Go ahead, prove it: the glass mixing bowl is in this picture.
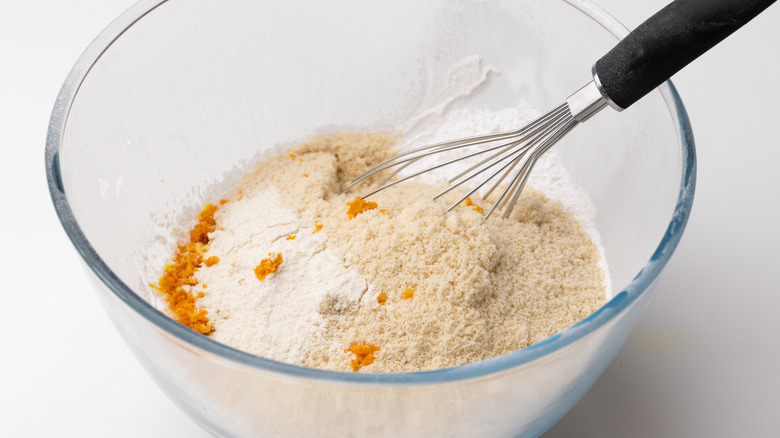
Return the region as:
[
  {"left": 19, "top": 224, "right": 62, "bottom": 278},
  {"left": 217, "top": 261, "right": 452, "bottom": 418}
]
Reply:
[{"left": 45, "top": 0, "right": 695, "bottom": 436}]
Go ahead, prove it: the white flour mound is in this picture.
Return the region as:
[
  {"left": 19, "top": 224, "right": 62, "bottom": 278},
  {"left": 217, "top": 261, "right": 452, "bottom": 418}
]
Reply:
[{"left": 196, "top": 189, "right": 366, "bottom": 364}]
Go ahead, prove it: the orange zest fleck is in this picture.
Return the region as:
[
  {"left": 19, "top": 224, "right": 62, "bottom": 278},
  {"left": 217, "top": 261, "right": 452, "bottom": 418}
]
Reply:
[
  {"left": 345, "top": 343, "right": 380, "bottom": 372},
  {"left": 219, "top": 199, "right": 229, "bottom": 205},
  {"left": 377, "top": 293, "right": 388, "bottom": 305},
  {"left": 286, "top": 234, "right": 296, "bottom": 240},
  {"left": 303, "top": 173, "right": 309, "bottom": 178},
  {"left": 150, "top": 203, "right": 218, "bottom": 335},
  {"left": 189, "top": 203, "right": 218, "bottom": 244},
  {"left": 312, "top": 223, "right": 324, "bottom": 234},
  {"left": 289, "top": 153, "right": 296, "bottom": 159},
  {"left": 403, "top": 288, "right": 415, "bottom": 300},
  {"left": 379, "top": 209, "right": 389, "bottom": 214},
  {"left": 465, "top": 197, "right": 484, "bottom": 214},
  {"left": 346, "top": 197, "right": 378, "bottom": 220},
  {"left": 203, "top": 256, "right": 220, "bottom": 267},
  {"left": 254, "top": 252, "right": 283, "bottom": 281}
]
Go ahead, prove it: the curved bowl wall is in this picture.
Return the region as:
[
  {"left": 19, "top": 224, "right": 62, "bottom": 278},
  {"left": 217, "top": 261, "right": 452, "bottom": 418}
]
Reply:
[{"left": 46, "top": 1, "right": 695, "bottom": 436}]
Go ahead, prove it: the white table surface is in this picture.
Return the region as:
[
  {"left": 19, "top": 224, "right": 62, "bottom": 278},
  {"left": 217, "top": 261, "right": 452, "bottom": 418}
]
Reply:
[{"left": 2, "top": 1, "right": 778, "bottom": 436}]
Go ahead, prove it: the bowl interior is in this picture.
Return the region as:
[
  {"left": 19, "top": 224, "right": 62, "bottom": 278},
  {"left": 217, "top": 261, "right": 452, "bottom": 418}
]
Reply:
[{"left": 57, "top": 0, "right": 681, "bottom": 372}]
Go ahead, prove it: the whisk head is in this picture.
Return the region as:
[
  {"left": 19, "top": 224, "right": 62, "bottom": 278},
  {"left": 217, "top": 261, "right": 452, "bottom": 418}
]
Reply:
[{"left": 344, "top": 103, "right": 580, "bottom": 219}]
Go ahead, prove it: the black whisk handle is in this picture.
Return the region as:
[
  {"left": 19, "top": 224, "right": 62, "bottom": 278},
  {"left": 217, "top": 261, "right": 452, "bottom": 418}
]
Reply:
[{"left": 594, "top": 0, "right": 775, "bottom": 110}]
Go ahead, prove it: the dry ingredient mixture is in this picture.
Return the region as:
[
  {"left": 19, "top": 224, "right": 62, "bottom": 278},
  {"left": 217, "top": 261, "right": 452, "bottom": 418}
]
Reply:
[{"left": 152, "top": 132, "right": 607, "bottom": 373}]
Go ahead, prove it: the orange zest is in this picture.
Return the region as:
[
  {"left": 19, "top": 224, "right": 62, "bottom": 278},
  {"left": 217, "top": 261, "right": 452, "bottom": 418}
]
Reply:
[
  {"left": 312, "top": 223, "right": 323, "bottom": 234},
  {"left": 254, "top": 252, "right": 283, "bottom": 281},
  {"left": 203, "top": 256, "right": 220, "bottom": 267},
  {"left": 465, "top": 197, "right": 484, "bottom": 214},
  {"left": 345, "top": 343, "right": 380, "bottom": 372},
  {"left": 377, "top": 293, "right": 388, "bottom": 305},
  {"left": 286, "top": 235, "right": 296, "bottom": 240},
  {"left": 150, "top": 203, "right": 219, "bottom": 335},
  {"left": 189, "top": 203, "right": 218, "bottom": 244},
  {"left": 346, "top": 197, "right": 378, "bottom": 219},
  {"left": 403, "top": 288, "right": 414, "bottom": 300}
]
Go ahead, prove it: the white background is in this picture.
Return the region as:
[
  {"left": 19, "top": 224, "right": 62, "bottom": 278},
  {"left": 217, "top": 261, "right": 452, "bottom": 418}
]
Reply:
[{"left": 1, "top": 0, "right": 778, "bottom": 436}]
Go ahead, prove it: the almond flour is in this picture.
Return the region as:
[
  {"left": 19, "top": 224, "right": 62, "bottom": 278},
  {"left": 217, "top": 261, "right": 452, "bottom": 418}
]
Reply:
[{"left": 166, "top": 131, "right": 607, "bottom": 372}]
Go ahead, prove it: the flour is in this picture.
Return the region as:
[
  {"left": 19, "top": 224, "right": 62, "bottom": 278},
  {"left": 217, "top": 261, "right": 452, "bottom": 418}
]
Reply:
[
  {"left": 183, "top": 131, "right": 607, "bottom": 372},
  {"left": 157, "top": 56, "right": 611, "bottom": 372},
  {"left": 194, "top": 188, "right": 366, "bottom": 364}
]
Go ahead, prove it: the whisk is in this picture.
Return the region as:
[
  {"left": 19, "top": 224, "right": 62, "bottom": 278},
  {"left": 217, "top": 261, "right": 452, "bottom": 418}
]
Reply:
[{"left": 346, "top": 0, "right": 775, "bottom": 219}]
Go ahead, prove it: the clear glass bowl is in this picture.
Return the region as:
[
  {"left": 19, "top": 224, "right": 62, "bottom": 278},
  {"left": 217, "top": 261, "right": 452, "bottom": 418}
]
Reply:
[{"left": 45, "top": 0, "right": 695, "bottom": 436}]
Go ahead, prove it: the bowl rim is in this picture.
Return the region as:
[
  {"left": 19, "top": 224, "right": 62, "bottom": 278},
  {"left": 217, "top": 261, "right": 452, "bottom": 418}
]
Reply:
[{"left": 45, "top": 0, "right": 696, "bottom": 385}]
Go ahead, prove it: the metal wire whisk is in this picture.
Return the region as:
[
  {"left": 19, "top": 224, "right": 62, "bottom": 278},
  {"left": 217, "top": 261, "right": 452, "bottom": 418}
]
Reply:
[
  {"left": 345, "top": 0, "right": 775, "bottom": 219},
  {"left": 345, "top": 101, "right": 583, "bottom": 219}
]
